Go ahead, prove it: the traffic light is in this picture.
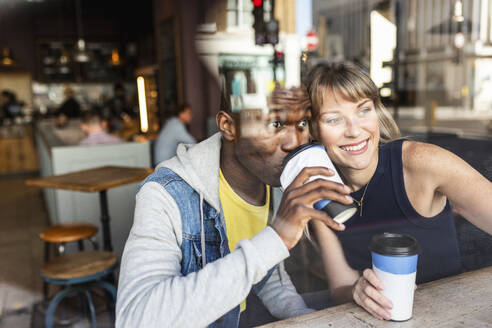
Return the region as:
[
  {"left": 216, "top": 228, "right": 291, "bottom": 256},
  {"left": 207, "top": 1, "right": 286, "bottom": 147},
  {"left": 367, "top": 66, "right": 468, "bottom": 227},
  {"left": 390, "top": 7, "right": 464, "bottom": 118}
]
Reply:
[
  {"left": 252, "top": 0, "right": 266, "bottom": 45},
  {"left": 265, "top": 19, "right": 279, "bottom": 45},
  {"left": 252, "top": 0, "right": 279, "bottom": 46},
  {"left": 270, "top": 51, "right": 284, "bottom": 65},
  {"left": 269, "top": 51, "right": 284, "bottom": 82}
]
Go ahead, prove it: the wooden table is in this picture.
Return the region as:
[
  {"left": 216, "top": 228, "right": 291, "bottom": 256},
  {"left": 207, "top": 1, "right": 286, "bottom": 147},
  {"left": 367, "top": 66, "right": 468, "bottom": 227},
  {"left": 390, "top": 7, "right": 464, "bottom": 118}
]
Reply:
[
  {"left": 261, "top": 266, "right": 492, "bottom": 327},
  {"left": 26, "top": 166, "right": 153, "bottom": 251}
]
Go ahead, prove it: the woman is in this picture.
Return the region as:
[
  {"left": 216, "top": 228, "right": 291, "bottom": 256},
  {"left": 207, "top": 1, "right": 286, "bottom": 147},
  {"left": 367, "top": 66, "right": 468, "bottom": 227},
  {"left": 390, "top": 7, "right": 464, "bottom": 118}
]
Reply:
[{"left": 304, "top": 62, "right": 492, "bottom": 320}]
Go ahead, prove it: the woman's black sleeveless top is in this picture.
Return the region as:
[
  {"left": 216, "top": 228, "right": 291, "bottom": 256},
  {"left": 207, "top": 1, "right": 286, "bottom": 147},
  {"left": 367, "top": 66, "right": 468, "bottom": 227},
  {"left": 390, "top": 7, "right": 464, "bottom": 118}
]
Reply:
[{"left": 335, "top": 139, "right": 461, "bottom": 283}]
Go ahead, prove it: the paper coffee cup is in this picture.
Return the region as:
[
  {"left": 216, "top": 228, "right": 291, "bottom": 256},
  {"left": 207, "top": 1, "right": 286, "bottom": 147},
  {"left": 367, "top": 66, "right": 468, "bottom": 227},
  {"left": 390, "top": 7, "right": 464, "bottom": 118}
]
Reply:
[
  {"left": 369, "top": 232, "right": 420, "bottom": 321},
  {"left": 280, "top": 143, "right": 357, "bottom": 224}
]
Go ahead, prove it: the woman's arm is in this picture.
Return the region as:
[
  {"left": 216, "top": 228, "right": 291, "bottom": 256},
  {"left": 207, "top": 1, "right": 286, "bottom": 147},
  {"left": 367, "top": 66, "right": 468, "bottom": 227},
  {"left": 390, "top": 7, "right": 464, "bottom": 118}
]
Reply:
[
  {"left": 403, "top": 141, "right": 492, "bottom": 234},
  {"left": 311, "top": 221, "right": 393, "bottom": 320},
  {"left": 311, "top": 220, "right": 358, "bottom": 302}
]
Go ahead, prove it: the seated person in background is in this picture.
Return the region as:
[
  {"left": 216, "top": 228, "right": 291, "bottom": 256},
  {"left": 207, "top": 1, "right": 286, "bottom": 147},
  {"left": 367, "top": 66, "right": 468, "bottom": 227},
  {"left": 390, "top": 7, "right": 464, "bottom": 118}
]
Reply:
[
  {"left": 303, "top": 62, "right": 492, "bottom": 320},
  {"left": 153, "top": 103, "right": 196, "bottom": 166},
  {"left": 0, "top": 90, "right": 23, "bottom": 122},
  {"left": 116, "top": 87, "right": 350, "bottom": 327},
  {"left": 79, "top": 110, "right": 123, "bottom": 146}
]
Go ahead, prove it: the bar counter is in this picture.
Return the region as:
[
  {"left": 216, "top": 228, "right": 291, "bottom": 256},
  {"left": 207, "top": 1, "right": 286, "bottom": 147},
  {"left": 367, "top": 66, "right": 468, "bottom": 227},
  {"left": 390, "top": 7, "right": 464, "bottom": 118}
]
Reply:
[{"left": 0, "top": 124, "right": 38, "bottom": 174}]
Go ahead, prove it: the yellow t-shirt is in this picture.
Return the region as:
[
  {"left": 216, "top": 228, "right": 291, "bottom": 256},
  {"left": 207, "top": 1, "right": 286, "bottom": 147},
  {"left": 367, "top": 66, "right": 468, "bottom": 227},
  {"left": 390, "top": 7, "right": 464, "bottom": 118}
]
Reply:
[{"left": 219, "top": 169, "right": 270, "bottom": 312}]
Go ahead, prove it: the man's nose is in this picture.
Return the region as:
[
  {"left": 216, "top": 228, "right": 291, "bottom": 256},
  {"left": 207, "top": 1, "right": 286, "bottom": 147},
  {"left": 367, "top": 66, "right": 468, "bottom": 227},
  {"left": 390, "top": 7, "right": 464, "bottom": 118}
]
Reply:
[{"left": 281, "top": 126, "right": 308, "bottom": 152}]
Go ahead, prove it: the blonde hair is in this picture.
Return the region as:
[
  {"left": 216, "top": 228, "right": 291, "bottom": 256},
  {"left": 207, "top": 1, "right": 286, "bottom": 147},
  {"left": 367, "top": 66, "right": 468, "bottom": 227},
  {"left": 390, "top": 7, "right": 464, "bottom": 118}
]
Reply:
[{"left": 304, "top": 61, "right": 400, "bottom": 143}]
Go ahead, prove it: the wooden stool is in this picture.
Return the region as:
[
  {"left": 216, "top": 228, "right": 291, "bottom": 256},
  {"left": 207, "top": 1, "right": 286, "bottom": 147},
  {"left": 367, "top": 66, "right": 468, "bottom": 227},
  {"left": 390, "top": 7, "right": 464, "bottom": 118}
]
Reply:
[
  {"left": 40, "top": 222, "right": 99, "bottom": 254},
  {"left": 39, "top": 222, "right": 99, "bottom": 300},
  {"left": 41, "top": 251, "right": 117, "bottom": 328}
]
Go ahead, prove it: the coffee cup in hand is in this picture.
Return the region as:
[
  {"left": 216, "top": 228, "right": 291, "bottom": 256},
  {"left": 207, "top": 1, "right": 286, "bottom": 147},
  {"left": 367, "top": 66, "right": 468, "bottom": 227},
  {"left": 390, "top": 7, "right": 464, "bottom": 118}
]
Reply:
[
  {"left": 280, "top": 143, "right": 357, "bottom": 224},
  {"left": 369, "top": 232, "right": 420, "bottom": 321}
]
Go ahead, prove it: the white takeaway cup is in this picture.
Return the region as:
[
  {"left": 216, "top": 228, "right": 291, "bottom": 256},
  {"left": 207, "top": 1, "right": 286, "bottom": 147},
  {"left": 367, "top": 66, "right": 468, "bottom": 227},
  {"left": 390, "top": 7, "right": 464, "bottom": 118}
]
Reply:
[
  {"left": 369, "top": 232, "right": 421, "bottom": 321},
  {"left": 280, "top": 143, "right": 357, "bottom": 224}
]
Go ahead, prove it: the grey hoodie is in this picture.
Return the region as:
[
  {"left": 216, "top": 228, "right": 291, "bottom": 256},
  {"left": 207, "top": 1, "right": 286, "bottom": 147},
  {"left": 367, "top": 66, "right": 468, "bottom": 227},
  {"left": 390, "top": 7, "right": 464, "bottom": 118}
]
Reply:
[{"left": 116, "top": 133, "right": 313, "bottom": 327}]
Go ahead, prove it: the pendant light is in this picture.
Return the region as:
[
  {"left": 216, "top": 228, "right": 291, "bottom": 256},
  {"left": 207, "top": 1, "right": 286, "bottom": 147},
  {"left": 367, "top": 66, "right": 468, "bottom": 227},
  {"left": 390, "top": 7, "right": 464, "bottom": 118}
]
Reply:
[
  {"left": 109, "top": 48, "right": 123, "bottom": 66},
  {"left": 0, "top": 47, "right": 16, "bottom": 67},
  {"left": 452, "top": 0, "right": 464, "bottom": 23},
  {"left": 0, "top": 10, "right": 16, "bottom": 67},
  {"left": 74, "top": 0, "right": 90, "bottom": 62},
  {"left": 74, "top": 39, "right": 89, "bottom": 62}
]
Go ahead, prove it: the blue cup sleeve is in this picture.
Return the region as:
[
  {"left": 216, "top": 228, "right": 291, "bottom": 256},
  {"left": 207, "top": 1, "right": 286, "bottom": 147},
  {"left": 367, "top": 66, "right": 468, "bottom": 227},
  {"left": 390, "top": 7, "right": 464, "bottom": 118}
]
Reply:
[
  {"left": 314, "top": 199, "right": 331, "bottom": 210},
  {"left": 372, "top": 252, "right": 418, "bottom": 275}
]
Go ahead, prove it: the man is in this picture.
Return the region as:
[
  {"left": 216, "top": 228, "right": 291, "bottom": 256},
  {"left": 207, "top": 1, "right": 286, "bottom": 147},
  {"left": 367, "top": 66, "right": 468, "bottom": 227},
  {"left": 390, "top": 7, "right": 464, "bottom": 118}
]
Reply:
[
  {"left": 79, "top": 110, "right": 123, "bottom": 146},
  {"left": 116, "top": 87, "right": 351, "bottom": 327},
  {"left": 57, "top": 85, "right": 81, "bottom": 119},
  {"left": 0, "top": 90, "right": 22, "bottom": 122},
  {"left": 153, "top": 103, "right": 196, "bottom": 166},
  {"left": 106, "top": 82, "right": 135, "bottom": 120}
]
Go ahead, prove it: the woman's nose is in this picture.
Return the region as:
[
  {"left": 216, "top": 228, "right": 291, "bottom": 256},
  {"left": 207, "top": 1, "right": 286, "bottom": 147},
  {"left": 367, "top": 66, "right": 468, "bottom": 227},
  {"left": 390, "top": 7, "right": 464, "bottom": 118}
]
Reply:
[{"left": 344, "top": 118, "right": 362, "bottom": 137}]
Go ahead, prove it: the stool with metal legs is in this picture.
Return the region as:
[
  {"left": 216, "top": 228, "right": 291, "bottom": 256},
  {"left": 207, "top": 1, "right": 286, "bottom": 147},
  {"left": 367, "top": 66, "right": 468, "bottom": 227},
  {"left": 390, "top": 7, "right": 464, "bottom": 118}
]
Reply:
[
  {"left": 39, "top": 222, "right": 99, "bottom": 301},
  {"left": 41, "top": 250, "right": 117, "bottom": 328}
]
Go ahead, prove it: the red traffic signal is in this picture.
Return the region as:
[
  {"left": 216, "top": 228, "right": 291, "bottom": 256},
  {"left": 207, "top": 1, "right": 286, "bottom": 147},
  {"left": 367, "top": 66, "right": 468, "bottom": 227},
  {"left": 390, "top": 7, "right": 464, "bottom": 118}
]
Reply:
[{"left": 253, "top": 0, "right": 263, "bottom": 7}]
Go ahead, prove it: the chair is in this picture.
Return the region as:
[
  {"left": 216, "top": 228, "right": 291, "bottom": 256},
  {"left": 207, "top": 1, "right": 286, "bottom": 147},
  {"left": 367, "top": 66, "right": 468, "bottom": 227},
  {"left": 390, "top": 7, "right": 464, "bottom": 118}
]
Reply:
[
  {"left": 39, "top": 222, "right": 99, "bottom": 300},
  {"left": 41, "top": 250, "right": 117, "bottom": 328}
]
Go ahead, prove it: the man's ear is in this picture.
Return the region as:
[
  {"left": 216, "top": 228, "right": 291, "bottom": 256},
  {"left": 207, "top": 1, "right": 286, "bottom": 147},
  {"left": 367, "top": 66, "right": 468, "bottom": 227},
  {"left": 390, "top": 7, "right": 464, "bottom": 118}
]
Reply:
[{"left": 216, "top": 110, "right": 236, "bottom": 141}]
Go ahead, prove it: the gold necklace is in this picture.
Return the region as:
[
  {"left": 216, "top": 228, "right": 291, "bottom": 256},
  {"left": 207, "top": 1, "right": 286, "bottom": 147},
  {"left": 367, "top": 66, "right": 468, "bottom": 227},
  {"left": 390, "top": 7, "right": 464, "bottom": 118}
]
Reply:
[{"left": 352, "top": 180, "right": 370, "bottom": 217}]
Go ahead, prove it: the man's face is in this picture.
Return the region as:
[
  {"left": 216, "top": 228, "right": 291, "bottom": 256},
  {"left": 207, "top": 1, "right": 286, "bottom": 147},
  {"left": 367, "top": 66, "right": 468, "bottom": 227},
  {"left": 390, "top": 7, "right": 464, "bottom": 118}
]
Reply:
[
  {"left": 234, "top": 107, "right": 310, "bottom": 187},
  {"left": 180, "top": 107, "right": 193, "bottom": 124}
]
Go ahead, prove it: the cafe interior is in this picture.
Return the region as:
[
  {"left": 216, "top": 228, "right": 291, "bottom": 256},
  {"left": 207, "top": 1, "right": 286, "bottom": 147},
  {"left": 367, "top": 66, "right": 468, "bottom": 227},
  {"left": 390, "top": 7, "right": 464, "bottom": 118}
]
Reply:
[{"left": 1, "top": 0, "right": 492, "bottom": 327}]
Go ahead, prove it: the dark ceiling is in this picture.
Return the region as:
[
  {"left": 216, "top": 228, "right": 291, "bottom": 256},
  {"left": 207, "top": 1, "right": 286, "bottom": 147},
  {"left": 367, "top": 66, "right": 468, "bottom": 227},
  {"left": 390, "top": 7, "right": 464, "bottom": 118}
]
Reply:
[
  {"left": 0, "top": 0, "right": 155, "bottom": 72},
  {"left": 0, "top": 0, "right": 154, "bottom": 40}
]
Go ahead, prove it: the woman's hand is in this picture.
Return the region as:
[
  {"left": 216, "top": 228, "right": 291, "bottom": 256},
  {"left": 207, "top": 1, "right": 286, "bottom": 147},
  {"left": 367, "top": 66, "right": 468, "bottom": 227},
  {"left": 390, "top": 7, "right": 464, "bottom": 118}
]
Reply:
[{"left": 352, "top": 269, "right": 393, "bottom": 320}]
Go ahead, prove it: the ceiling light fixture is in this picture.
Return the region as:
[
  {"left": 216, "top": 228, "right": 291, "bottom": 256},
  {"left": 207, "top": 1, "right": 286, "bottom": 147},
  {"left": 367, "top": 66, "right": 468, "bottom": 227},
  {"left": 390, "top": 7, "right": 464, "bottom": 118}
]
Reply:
[
  {"left": 74, "top": 0, "right": 90, "bottom": 63},
  {"left": 109, "top": 48, "right": 122, "bottom": 66},
  {"left": 452, "top": 0, "right": 464, "bottom": 22},
  {"left": 0, "top": 47, "right": 16, "bottom": 67}
]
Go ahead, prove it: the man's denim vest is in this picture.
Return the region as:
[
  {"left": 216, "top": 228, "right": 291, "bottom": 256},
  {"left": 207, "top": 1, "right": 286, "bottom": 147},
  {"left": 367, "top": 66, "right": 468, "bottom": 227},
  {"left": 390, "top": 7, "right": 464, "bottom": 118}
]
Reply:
[{"left": 139, "top": 167, "right": 275, "bottom": 327}]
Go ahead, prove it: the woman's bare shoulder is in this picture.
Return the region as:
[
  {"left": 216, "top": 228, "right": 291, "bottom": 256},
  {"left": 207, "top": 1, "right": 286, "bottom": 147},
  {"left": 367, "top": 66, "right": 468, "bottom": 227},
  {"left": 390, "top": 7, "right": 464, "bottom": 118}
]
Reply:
[
  {"left": 401, "top": 139, "right": 468, "bottom": 177},
  {"left": 402, "top": 140, "right": 449, "bottom": 166}
]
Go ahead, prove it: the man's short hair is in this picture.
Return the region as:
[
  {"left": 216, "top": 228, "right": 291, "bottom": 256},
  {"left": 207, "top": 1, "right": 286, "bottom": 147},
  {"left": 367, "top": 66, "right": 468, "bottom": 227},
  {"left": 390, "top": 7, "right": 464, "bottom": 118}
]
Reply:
[
  {"left": 219, "top": 86, "right": 309, "bottom": 114},
  {"left": 81, "top": 109, "right": 103, "bottom": 125},
  {"left": 268, "top": 86, "right": 310, "bottom": 113},
  {"left": 1, "top": 90, "right": 16, "bottom": 102},
  {"left": 174, "top": 103, "right": 191, "bottom": 116}
]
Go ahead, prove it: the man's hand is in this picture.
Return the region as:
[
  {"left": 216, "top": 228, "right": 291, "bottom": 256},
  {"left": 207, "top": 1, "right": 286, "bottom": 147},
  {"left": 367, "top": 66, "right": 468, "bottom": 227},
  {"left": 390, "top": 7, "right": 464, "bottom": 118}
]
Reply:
[{"left": 271, "top": 166, "right": 353, "bottom": 250}]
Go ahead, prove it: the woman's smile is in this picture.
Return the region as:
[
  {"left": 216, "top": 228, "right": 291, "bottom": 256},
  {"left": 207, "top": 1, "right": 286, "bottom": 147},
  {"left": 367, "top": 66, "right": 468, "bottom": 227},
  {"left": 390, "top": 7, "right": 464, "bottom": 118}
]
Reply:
[{"left": 340, "top": 138, "right": 369, "bottom": 155}]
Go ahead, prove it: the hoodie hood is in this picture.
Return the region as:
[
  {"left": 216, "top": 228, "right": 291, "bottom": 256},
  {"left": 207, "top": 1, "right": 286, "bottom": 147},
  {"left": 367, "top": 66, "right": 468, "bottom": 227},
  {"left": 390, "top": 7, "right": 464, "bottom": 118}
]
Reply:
[{"left": 156, "top": 132, "right": 222, "bottom": 212}]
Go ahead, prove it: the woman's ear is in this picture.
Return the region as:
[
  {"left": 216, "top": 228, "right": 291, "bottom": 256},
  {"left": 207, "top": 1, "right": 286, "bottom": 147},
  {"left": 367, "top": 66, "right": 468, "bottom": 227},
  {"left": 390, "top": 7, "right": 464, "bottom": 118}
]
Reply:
[{"left": 216, "top": 111, "right": 236, "bottom": 141}]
